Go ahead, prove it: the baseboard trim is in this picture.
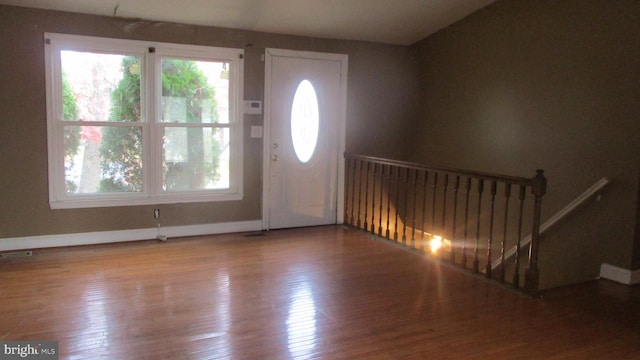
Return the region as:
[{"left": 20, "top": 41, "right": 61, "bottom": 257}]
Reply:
[
  {"left": 0, "top": 220, "right": 263, "bottom": 252},
  {"left": 600, "top": 263, "right": 640, "bottom": 285}
]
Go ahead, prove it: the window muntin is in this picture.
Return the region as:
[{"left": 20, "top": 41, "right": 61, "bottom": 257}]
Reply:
[{"left": 45, "top": 33, "right": 244, "bottom": 208}]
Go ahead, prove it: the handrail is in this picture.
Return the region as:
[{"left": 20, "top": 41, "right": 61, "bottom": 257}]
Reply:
[
  {"left": 491, "top": 177, "right": 610, "bottom": 270},
  {"left": 347, "top": 154, "right": 533, "bottom": 185}
]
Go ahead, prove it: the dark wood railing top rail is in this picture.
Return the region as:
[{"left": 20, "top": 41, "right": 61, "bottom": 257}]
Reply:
[{"left": 346, "top": 153, "right": 535, "bottom": 186}]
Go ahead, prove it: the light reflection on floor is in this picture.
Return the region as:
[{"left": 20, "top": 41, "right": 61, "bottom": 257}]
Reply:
[
  {"left": 286, "top": 277, "right": 317, "bottom": 359},
  {"left": 78, "top": 274, "right": 110, "bottom": 352},
  {"left": 211, "top": 269, "right": 231, "bottom": 357}
]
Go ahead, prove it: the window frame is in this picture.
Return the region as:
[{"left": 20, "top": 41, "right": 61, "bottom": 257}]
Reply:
[{"left": 45, "top": 33, "right": 244, "bottom": 209}]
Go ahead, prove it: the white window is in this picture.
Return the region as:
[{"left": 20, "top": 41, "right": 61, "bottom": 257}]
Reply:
[{"left": 45, "top": 33, "right": 244, "bottom": 209}]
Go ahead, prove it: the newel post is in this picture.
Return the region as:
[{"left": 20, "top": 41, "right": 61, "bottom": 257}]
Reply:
[{"left": 525, "top": 169, "right": 547, "bottom": 293}]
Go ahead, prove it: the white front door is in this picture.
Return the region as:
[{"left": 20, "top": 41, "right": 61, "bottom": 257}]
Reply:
[{"left": 263, "top": 49, "right": 348, "bottom": 229}]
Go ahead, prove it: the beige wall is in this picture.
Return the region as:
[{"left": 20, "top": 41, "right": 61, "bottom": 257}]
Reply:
[
  {"left": 411, "top": 0, "right": 640, "bottom": 288},
  {"left": 0, "top": 5, "right": 418, "bottom": 239}
]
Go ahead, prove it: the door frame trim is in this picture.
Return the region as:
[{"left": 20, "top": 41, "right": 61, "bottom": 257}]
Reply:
[{"left": 262, "top": 48, "right": 348, "bottom": 230}]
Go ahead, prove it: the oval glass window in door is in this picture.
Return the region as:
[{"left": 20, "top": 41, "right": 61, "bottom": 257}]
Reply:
[{"left": 291, "top": 80, "right": 319, "bottom": 163}]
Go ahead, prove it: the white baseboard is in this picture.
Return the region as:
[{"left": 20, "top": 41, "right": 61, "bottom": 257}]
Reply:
[
  {"left": 0, "top": 220, "right": 263, "bottom": 252},
  {"left": 600, "top": 263, "right": 640, "bottom": 285}
]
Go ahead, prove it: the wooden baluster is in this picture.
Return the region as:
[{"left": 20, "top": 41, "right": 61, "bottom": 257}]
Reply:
[
  {"left": 363, "top": 161, "right": 370, "bottom": 232},
  {"left": 356, "top": 159, "right": 363, "bottom": 229},
  {"left": 385, "top": 165, "right": 392, "bottom": 239},
  {"left": 441, "top": 174, "right": 449, "bottom": 254},
  {"left": 525, "top": 170, "right": 546, "bottom": 293},
  {"left": 513, "top": 185, "right": 526, "bottom": 288},
  {"left": 431, "top": 173, "right": 438, "bottom": 236},
  {"left": 349, "top": 158, "right": 356, "bottom": 226},
  {"left": 473, "top": 179, "right": 484, "bottom": 273},
  {"left": 411, "top": 169, "right": 418, "bottom": 248},
  {"left": 420, "top": 171, "right": 429, "bottom": 251},
  {"left": 370, "top": 163, "right": 377, "bottom": 234},
  {"left": 462, "top": 177, "right": 471, "bottom": 268},
  {"left": 393, "top": 166, "right": 400, "bottom": 241},
  {"left": 499, "top": 183, "right": 512, "bottom": 283},
  {"left": 344, "top": 156, "right": 351, "bottom": 224},
  {"left": 402, "top": 168, "right": 409, "bottom": 244},
  {"left": 450, "top": 176, "right": 460, "bottom": 263},
  {"left": 485, "top": 180, "right": 497, "bottom": 278},
  {"left": 378, "top": 164, "right": 385, "bottom": 237}
]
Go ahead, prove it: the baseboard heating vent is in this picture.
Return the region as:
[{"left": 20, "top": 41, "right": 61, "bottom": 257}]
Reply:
[{"left": 0, "top": 251, "right": 33, "bottom": 258}]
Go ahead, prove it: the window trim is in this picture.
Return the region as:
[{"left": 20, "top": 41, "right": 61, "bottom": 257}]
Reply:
[{"left": 45, "top": 33, "right": 244, "bottom": 209}]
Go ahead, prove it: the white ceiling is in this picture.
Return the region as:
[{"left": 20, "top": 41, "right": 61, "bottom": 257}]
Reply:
[{"left": 0, "top": 0, "right": 495, "bottom": 45}]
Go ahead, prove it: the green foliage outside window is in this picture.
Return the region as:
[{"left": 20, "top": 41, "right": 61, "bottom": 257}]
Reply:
[
  {"left": 99, "top": 57, "right": 222, "bottom": 192},
  {"left": 62, "top": 71, "right": 80, "bottom": 192},
  {"left": 99, "top": 56, "right": 143, "bottom": 192}
]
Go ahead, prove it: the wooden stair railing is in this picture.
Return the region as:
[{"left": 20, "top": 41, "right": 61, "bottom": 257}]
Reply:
[
  {"left": 344, "top": 153, "right": 547, "bottom": 293},
  {"left": 491, "top": 177, "right": 610, "bottom": 271}
]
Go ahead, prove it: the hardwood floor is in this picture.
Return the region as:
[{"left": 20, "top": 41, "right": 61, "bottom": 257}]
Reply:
[{"left": 1, "top": 225, "right": 639, "bottom": 359}]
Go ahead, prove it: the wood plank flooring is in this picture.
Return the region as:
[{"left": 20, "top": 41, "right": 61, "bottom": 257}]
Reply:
[{"left": 1, "top": 225, "right": 639, "bottom": 359}]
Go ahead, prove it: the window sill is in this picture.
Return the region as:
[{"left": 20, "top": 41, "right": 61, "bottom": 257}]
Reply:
[{"left": 49, "top": 192, "right": 244, "bottom": 209}]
